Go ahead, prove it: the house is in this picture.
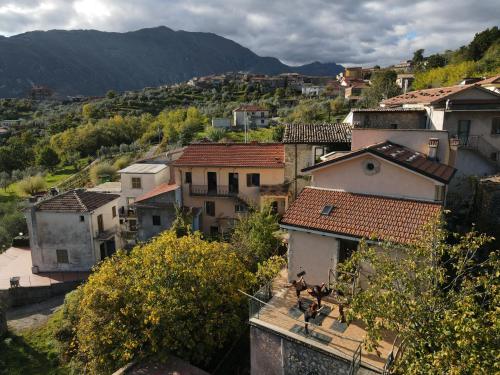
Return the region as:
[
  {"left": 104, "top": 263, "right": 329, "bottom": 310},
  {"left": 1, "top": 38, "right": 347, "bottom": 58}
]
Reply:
[
  {"left": 344, "top": 82, "right": 369, "bottom": 103},
  {"left": 211, "top": 118, "right": 231, "bottom": 128},
  {"left": 135, "top": 183, "right": 182, "bottom": 242},
  {"left": 172, "top": 143, "right": 288, "bottom": 235},
  {"left": 344, "top": 107, "right": 427, "bottom": 129},
  {"left": 233, "top": 105, "right": 270, "bottom": 128},
  {"left": 301, "top": 84, "right": 326, "bottom": 96},
  {"left": 26, "top": 190, "right": 120, "bottom": 273},
  {"left": 249, "top": 130, "right": 453, "bottom": 375},
  {"left": 282, "top": 123, "right": 352, "bottom": 199},
  {"left": 381, "top": 83, "right": 500, "bottom": 174},
  {"left": 392, "top": 60, "right": 413, "bottom": 72},
  {"left": 344, "top": 67, "right": 363, "bottom": 79},
  {"left": 118, "top": 163, "right": 171, "bottom": 236},
  {"left": 396, "top": 73, "right": 415, "bottom": 93}
]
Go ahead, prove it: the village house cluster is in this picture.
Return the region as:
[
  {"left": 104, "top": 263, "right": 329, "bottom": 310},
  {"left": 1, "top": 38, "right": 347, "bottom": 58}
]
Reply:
[{"left": 16, "top": 72, "right": 500, "bottom": 374}]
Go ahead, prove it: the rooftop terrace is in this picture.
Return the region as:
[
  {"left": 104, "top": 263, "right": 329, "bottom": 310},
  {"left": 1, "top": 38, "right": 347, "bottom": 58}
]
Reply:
[{"left": 248, "top": 269, "right": 397, "bottom": 374}]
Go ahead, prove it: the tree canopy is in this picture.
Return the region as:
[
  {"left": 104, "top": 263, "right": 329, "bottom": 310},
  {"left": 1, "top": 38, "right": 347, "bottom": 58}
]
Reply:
[
  {"left": 70, "top": 231, "right": 253, "bottom": 374},
  {"left": 360, "top": 70, "right": 401, "bottom": 107},
  {"left": 338, "top": 219, "right": 499, "bottom": 374}
]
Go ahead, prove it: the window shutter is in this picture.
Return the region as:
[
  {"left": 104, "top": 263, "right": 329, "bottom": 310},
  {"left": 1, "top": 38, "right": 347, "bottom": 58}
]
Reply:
[{"left": 247, "top": 174, "right": 251, "bottom": 187}]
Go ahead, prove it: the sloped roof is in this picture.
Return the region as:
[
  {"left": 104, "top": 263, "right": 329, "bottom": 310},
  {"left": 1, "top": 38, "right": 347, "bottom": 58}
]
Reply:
[
  {"left": 381, "top": 84, "right": 499, "bottom": 106},
  {"left": 36, "top": 190, "right": 119, "bottom": 212},
  {"left": 234, "top": 105, "right": 267, "bottom": 112},
  {"left": 282, "top": 123, "right": 352, "bottom": 144},
  {"left": 173, "top": 143, "right": 284, "bottom": 168},
  {"left": 136, "top": 183, "right": 179, "bottom": 203},
  {"left": 118, "top": 163, "right": 167, "bottom": 174},
  {"left": 303, "top": 141, "right": 456, "bottom": 184},
  {"left": 477, "top": 74, "right": 500, "bottom": 85},
  {"left": 280, "top": 187, "right": 442, "bottom": 244}
]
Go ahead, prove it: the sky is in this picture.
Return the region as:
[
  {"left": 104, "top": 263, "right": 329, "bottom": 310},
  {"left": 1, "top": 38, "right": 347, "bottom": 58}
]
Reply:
[{"left": 0, "top": 0, "right": 498, "bottom": 67}]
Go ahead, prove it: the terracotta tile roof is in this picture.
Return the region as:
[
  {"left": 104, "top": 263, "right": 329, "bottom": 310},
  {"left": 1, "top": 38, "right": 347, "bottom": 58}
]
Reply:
[
  {"left": 382, "top": 85, "right": 471, "bottom": 106},
  {"left": 234, "top": 105, "right": 267, "bottom": 112},
  {"left": 173, "top": 143, "right": 285, "bottom": 168},
  {"left": 303, "top": 141, "right": 456, "bottom": 184},
  {"left": 282, "top": 123, "right": 352, "bottom": 144},
  {"left": 477, "top": 74, "right": 500, "bottom": 85},
  {"left": 136, "top": 183, "right": 179, "bottom": 203},
  {"left": 352, "top": 107, "right": 425, "bottom": 112},
  {"left": 280, "top": 187, "right": 442, "bottom": 244},
  {"left": 36, "top": 190, "right": 119, "bottom": 212}
]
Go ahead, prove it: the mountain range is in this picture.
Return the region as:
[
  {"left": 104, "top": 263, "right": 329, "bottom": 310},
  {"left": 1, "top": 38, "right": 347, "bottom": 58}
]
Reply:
[{"left": 0, "top": 26, "right": 343, "bottom": 98}]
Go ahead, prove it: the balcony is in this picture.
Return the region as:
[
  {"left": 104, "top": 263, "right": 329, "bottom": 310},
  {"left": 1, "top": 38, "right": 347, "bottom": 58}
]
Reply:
[
  {"left": 189, "top": 184, "right": 238, "bottom": 197},
  {"left": 459, "top": 135, "right": 500, "bottom": 168},
  {"left": 94, "top": 226, "right": 118, "bottom": 240}
]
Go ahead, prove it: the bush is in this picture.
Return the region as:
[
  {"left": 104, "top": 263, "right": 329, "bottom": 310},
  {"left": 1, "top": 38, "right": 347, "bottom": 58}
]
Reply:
[
  {"left": 113, "top": 155, "right": 132, "bottom": 170},
  {"left": 18, "top": 175, "right": 47, "bottom": 196},
  {"left": 206, "top": 127, "right": 226, "bottom": 142},
  {"left": 89, "top": 163, "right": 117, "bottom": 185}
]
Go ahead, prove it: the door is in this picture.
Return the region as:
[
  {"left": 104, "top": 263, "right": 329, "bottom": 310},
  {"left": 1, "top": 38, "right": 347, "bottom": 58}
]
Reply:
[
  {"left": 100, "top": 242, "right": 106, "bottom": 260},
  {"left": 97, "top": 214, "right": 104, "bottom": 233},
  {"left": 338, "top": 239, "right": 358, "bottom": 264},
  {"left": 457, "top": 120, "right": 471, "bottom": 146},
  {"left": 228, "top": 173, "right": 239, "bottom": 194},
  {"left": 207, "top": 172, "right": 217, "bottom": 195},
  {"left": 106, "top": 239, "right": 116, "bottom": 257}
]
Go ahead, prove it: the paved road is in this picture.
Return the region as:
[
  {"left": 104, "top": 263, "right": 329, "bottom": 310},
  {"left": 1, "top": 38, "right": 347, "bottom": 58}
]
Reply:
[{"left": 6, "top": 294, "right": 65, "bottom": 332}]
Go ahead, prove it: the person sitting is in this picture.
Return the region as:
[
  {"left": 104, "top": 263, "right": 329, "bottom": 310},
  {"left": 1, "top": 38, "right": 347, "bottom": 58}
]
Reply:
[
  {"left": 291, "top": 276, "right": 308, "bottom": 309},
  {"left": 304, "top": 302, "right": 319, "bottom": 334},
  {"left": 308, "top": 282, "right": 331, "bottom": 308}
]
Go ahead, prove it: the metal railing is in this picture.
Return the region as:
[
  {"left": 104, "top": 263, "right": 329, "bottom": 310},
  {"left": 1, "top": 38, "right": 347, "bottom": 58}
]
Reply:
[{"left": 189, "top": 184, "right": 239, "bottom": 197}]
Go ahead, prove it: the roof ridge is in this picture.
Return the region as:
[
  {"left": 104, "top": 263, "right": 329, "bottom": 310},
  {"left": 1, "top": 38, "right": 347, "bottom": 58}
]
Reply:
[{"left": 74, "top": 190, "right": 88, "bottom": 211}]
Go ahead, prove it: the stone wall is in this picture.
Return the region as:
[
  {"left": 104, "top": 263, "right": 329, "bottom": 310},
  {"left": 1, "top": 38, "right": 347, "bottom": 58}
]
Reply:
[
  {"left": 474, "top": 175, "right": 500, "bottom": 240},
  {"left": 1, "top": 280, "right": 81, "bottom": 308},
  {"left": 250, "top": 325, "right": 353, "bottom": 375},
  {"left": 284, "top": 144, "right": 314, "bottom": 201}
]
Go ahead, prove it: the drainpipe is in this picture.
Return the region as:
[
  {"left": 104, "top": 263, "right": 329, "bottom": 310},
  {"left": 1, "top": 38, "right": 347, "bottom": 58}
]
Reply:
[{"left": 294, "top": 144, "right": 298, "bottom": 199}]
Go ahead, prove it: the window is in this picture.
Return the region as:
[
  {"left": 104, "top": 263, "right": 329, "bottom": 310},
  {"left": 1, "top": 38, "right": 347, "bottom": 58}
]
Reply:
[
  {"left": 131, "top": 177, "right": 142, "bottom": 189},
  {"left": 260, "top": 111, "right": 265, "bottom": 118},
  {"left": 97, "top": 214, "right": 104, "bottom": 233},
  {"left": 79, "top": 215, "right": 85, "bottom": 222},
  {"left": 321, "top": 205, "right": 334, "bottom": 215},
  {"left": 185, "top": 171, "right": 192, "bottom": 184},
  {"left": 112, "top": 206, "right": 116, "bottom": 218},
  {"left": 152, "top": 215, "right": 161, "bottom": 226},
  {"left": 235, "top": 204, "right": 247, "bottom": 213},
  {"left": 129, "top": 219, "right": 137, "bottom": 231},
  {"left": 127, "top": 197, "right": 135, "bottom": 206},
  {"left": 205, "top": 201, "right": 215, "bottom": 216},
  {"left": 246, "top": 173, "right": 260, "bottom": 187},
  {"left": 434, "top": 185, "right": 445, "bottom": 201},
  {"left": 390, "top": 124, "right": 398, "bottom": 129},
  {"left": 261, "top": 119, "right": 264, "bottom": 124},
  {"left": 490, "top": 152, "right": 499, "bottom": 162},
  {"left": 492, "top": 118, "right": 500, "bottom": 135},
  {"left": 56, "top": 249, "right": 69, "bottom": 264}
]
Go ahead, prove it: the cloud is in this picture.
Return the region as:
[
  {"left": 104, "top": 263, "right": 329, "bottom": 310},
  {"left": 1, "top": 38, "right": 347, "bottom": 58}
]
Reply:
[{"left": 0, "top": 0, "right": 498, "bottom": 66}]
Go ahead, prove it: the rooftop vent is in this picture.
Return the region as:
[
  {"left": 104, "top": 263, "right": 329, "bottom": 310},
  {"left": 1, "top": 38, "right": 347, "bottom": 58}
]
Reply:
[{"left": 320, "top": 205, "right": 334, "bottom": 216}]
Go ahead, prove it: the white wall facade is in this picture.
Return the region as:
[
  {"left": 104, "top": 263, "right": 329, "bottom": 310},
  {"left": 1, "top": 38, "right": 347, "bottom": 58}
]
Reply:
[{"left": 120, "top": 168, "right": 170, "bottom": 209}]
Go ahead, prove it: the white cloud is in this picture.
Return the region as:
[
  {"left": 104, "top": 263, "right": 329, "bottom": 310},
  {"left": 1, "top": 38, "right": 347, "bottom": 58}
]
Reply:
[{"left": 0, "top": 0, "right": 498, "bottom": 66}]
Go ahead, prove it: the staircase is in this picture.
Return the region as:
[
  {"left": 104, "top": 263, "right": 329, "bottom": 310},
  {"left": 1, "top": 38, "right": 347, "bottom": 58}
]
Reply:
[{"left": 460, "top": 135, "right": 500, "bottom": 171}]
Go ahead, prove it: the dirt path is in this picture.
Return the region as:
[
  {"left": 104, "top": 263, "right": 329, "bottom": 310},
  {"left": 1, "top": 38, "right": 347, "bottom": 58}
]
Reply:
[{"left": 6, "top": 294, "right": 65, "bottom": 332}]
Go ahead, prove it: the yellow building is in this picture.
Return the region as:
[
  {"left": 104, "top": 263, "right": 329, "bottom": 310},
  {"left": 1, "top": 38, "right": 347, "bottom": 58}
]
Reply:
[{"left": 173, "top": 142, "right": 289, "bottom": 236}]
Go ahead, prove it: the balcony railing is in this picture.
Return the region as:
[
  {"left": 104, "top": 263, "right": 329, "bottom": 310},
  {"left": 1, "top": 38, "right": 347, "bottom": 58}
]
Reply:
[
  {"left": 459, "top": 135, "right": 500, "bottom": 167},
  {"left": 189, "top": 184, "right": 238, "bottom": 197}
]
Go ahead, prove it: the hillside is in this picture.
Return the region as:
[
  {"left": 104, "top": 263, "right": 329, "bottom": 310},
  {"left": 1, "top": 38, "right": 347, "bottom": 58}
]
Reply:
[{"left": 0, "top": 26, "right": 343, "bottom": 98}]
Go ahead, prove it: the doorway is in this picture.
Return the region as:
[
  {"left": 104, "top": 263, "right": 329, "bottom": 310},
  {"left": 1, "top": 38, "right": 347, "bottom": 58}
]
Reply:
[
  {"left": 229, "top": 173, "right": 239, "bottom": 195},
  {"left": 457, "top": 120, "right": 471, "bottom": 146},
  {"left": 207, "top": 172, "right": 217, "bottom": 195}
]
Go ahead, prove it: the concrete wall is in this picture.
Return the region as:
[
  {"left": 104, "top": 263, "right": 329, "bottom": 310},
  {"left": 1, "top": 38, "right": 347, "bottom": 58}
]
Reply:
[
  {"left": 0, "top": 280, "right": 81, "bottom": 308},
  {"left": 27, "top": 199, "right": 120, "bottom": 272},
  {"left": 233, "top": 111, "right": 270, "bottom": 128},
  {"left": 351, "top": 128, "right": 451, "bottom": 164},
  {"left": 136, "top": 190, "right": 179, "bottom": 242},
  {"left": 120, "top": 168, "right": 170, "bottom": 209},
  {"left": 175, "top": 166, "right": 285, "bottom": 234},
  {"left": 250, "top": 325, "right": 352, "bottom": 375},
  {"left": 311, "top": 153, "right": 441, "bottom": 201},
  {"left": 287, "top": 230, "right": 339, "bottom": 286},
  {"left": 352, "top": 111, "right": 426, "bottom": 129}
]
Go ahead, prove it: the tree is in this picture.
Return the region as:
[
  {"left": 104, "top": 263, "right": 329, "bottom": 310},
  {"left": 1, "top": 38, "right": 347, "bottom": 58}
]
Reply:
[
  {"left": 426, "top": 54, "right": 447, "bottom": 69},
  {"left": 106, "top": 90, "right": 117, "bottom": 99},
  {"left": 0, "top": 172, "right": 10, "bottom": 192},
  {"left": 467, "top": 26, "right": 500, "bottom": 61},
  {"left": 231, "top": 205, "right": 282, "bottom": 271},
  {"left": 36, "top": 146, "right": 60, "bottom": 171},
  {"left": 70, "top": 231, "right": 253, "bottom": 373},
  {"left": 18, "top": 175, "right": 46, "bottom": 196},
  {"left": 412, "top": 49, "right": 425, "bottom": 64},
  {"left": 360, "top": 70, "right": 401, "bottom": 108},
  {"left": 89, "top": 163, "right": 117, "bottom": 185},
  {"left": 330, "top": 96, "right": 349, "bottom": 115},
  {"left": 338, "top": 218, "right": 499, "bottom": 374}
]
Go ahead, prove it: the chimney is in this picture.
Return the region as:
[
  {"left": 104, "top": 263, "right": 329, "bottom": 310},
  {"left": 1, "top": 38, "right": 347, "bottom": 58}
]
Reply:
[
  {"left": 428, "top": 138, "right": 439, "bottom": 160},
  {"left": 448, "top": 137, "right": 460, "bottom": 167}
]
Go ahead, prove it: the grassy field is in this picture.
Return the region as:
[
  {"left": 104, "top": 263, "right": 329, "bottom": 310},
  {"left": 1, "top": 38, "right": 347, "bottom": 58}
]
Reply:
[
  {"left": 0, "top": 166, "right": 77, "bottom": 203},
  {"left": 0, "top": 310, "right": 70, "bottom": 375}
]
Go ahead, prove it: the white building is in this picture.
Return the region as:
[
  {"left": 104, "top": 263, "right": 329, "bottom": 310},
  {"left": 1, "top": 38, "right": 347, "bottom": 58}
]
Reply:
[
  {"left": 211, "top": 118, "right": 232, "bottom": 128},
  {"left": 301, "top": 84, "right": 326, "bottom": 96},
  {"left": 233, "top": 105, "right": 270, "bottom": 128},
  {"left": 26, "top": 190, "right": 120, "bottom": 273}
]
